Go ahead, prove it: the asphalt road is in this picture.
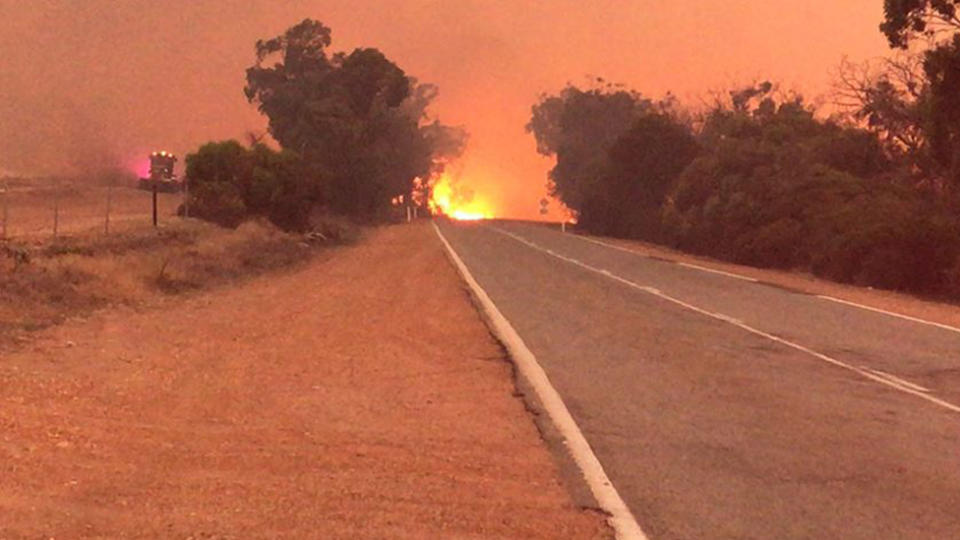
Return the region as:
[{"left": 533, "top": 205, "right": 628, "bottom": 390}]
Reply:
[{"left": 437, "top": 219, "right": 960, "bottom": 540}]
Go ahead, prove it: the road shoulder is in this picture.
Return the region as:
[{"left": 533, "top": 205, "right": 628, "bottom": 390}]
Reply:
[{"left": 0, "top": 222, "right": 610, "bottom": 538}]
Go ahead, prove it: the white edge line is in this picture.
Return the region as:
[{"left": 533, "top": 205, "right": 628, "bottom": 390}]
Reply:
[
  {"left": 817, "top": 295, "right": 960, "bottom": 336},
  {"left": 432, "top": 221, "right": 649, "bottom": 540},
  {"left": 573, "top": 234, "right": 758, "bottom": 282},
  {"left": 492, "top": 226, "right": 960, "bottom": 415}
]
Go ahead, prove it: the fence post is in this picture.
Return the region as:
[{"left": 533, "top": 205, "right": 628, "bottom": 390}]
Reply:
[
  {"left": 53, "top": 184, "right": 59, "bottom": 238},
  {"left": 104, "top": 181, "right": 112, "bottom": 235},
  {"left": 183, "top": 177, "right": 189, "bottom": 218},
  {"left": 1, "top": 181, "right": 8, "bottom": 240}
]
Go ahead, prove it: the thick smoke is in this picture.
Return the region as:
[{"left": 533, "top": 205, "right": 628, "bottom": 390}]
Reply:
[{"left": 0, "top": 0, "right": 889, "bottom": 216}]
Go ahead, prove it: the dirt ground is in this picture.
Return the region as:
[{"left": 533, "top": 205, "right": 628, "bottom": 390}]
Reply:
[
  {"left": 587, "top": 232, "right": 960, "bottom": 329},
  {"left": 0, "top": 222, "right": 610, "bottom": 538}
]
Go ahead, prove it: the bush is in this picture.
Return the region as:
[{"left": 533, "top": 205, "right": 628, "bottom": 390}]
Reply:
[
  {"left": 185, "top": 140, "right": 314, "bottom": 231},
  {"left": 667, "top": 156, "right": 960, "bottom": 293},
  {"left": 810, "top": 190, "right": 960, "bottom": 292}
]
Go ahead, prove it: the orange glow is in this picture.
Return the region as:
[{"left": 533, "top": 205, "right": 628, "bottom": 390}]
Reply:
[
  {"left": 2, "top": 2, "right": 892, "bottom": 210},
  {"left": 429, "top": 174, "right": 494, "bottom": 221}
]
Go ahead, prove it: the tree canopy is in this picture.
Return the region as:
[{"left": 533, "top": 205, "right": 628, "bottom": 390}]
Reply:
[
  {"left": 518, "top": 3, "right": 960, "bottom": 297},
  {"left": 881, "top": 0, "right": 960, "bottom": 48},
  {"left": 185, "top": 140, "right": 311, "bottom": 230},
  {"left": 242, "top": 18, "right": 464, "bottom": 220},
  {"left": 527, "top": 82, "right": 654, "bottom": 213},
  {"left": 877, "top": 1, "right": 960, "bottom": 186},
  {"left": 527, "top": 82, "right": 697, "bottom": 236}
]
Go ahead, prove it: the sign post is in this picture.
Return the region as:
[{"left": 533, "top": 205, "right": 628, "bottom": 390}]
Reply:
[{"left": 152, "top": 182, "right": 158, "bottom": 228}]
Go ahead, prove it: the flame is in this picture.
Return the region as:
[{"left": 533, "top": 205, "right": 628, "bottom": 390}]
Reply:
[{"left": 429, "top": 174, "right": 493, "bottom": 221}]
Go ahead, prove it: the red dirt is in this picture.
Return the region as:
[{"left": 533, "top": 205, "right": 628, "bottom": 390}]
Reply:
[{"left": 0, "top": 222, "right": 610, "bottom": 538}]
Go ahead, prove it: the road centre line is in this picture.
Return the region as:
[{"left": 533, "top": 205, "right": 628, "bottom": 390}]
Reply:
[
  {"left": 566, "top": 228, "right": 960, "bottom": 336},
  {"left": 676, "top": 262, "right": 760, "bottom": 283},
  {"left": 492, "top": 226, "right": 960, "bottom": 415},
  {"left": 572, "top": 234, "right": 759, "bottom": 283},
  {"left": 863, "top": 367, "right": 932, "bottom": 394},
  {"left": 433, "top": 222, "right": 649, "bottom": 540},
  {"left": 817, "top": 295, "right": 960, "bottom": 336}
]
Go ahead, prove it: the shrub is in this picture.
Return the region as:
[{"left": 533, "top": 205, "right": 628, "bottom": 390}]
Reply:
[{"left": 185, "top": 141, "right": 314, "bottom": 231}]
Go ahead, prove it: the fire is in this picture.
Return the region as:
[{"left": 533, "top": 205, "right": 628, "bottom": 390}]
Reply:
[{"left": 429, "top": 175, "right": 493, "bottom": 221}]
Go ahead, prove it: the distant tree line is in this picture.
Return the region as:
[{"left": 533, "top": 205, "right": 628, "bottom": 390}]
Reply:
[
  {"left": 185, "top": 19, "right": 466, "bottom": 231},
  {"left": 529, "top": 3, "right": 960, "bottom": 296}
]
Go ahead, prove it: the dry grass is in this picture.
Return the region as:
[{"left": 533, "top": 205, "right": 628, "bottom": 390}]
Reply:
[
  {"left": 0, "top": 219, "right": 325, "bottom": 344},
  {"left": 0, "top": 222, "right": 610, "bottom": 538},
  {"left": 1, "top": 177, "right": 181, "bottom": 239}
]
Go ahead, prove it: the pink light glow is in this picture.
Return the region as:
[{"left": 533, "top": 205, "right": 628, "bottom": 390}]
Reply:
[{"left": 127, "top": 154, "right": 151, "bottom": 178}]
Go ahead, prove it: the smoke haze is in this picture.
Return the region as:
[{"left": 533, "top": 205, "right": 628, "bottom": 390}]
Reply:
[{"left": 0, "top": 0, "right": 889, "bottom": 217}]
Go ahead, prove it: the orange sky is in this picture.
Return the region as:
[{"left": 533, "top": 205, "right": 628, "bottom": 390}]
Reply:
[{"left": 0, "top": 0, "right": 891, "bottom": 219}]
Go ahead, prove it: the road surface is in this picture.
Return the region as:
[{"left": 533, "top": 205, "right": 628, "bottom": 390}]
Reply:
[{"left": 437, "top": 219, "right": 960, "bottom": 540}]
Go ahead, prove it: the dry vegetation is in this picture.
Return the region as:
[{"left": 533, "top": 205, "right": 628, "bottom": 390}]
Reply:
[
  {"left": 0, "top": 223, "right": 609, "bottom": 538},
  {"left": 0, "top": 217, "right": 339, "bottom": 347}
]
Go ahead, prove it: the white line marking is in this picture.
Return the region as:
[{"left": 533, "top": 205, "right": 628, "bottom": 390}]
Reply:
[
  {"left": 572, "top": 231, "right": 960, "bottom": 336},
  {"left": 817, "top": 295, "right": 960, "bottom": 336},
  {"left": 862, "top": 367, "right": 932, "bottom": 393},
  {"left": 432, "top": 222, "right": 649, "bottom": 540},
  {"left": 572, "top": 234, "right": 759, "bottom": 282},
  {"left": 491, "top": 226, "right": 960, "bottom": 415},
  {"left": 676, "top": 262, "right": 759, "bottom": 283}
]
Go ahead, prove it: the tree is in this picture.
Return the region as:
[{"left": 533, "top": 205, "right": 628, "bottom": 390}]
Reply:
[
  {"left": 881, "top": 1, "right": 960, "bottom": 186},
  {"left": 881, "top": 0, "right": 960, "bottom": 48},
  {"left": 244, "top": 19, "right": 462, "bottom": 219},
  {"left": 526, "top": 81, "right": 656, "bottom": 217},
  {"left": 923, "top": 35, "right": 960, "bottom": 183},
  {"left": 527, "top": 81, "right": 697, "bottom": 236},
  {"left": 597, "top": 114, "right": 699, "bottom": 238},
  {"left": 663, "top": 87, "right": 903, "bottom": 271},
  {"left": 833, "top": 54, "right": 931, "bottom": 178}
]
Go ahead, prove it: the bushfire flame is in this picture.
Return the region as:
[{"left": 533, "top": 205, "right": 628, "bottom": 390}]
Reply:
[{"left": 429, "top": 175, "right": 493, "bottom": 221}]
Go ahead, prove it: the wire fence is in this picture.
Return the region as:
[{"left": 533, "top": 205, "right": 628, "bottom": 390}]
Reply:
[{"left": 0, "top": 180, "right": 185, "bottom": 241}]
